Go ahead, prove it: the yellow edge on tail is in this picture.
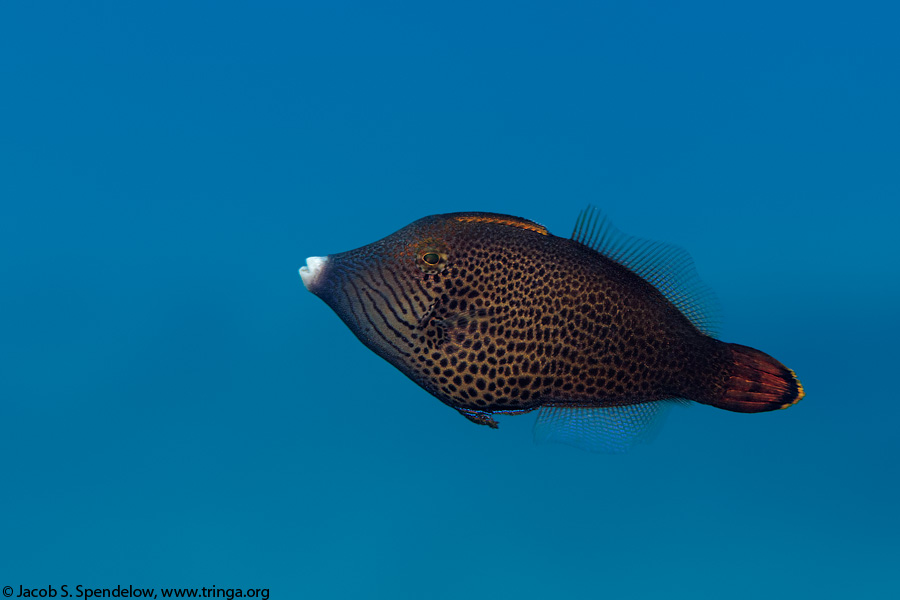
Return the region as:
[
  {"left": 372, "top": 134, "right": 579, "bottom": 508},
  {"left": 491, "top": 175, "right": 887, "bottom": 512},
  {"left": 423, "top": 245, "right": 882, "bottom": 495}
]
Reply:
[{"left": 779, "top": 368, "right": 805, "bottom": 409}]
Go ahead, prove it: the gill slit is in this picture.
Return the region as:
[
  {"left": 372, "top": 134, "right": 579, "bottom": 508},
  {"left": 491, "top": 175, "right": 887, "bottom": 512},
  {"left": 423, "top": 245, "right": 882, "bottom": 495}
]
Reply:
[
  {"left": 376, "top": 265, "right": 408, "bottom": 315},
  {"left": 359, "top": 271, "right": 418, "bottom": 330},
  {"left": 360, "top": 284, "right": 415, "bottom": 354},
  {"left": 345, "top": 280, "right": 412, "bottom": 359},
  {"left": 386, "top": 266, "right": 427, "bottom": 320}
]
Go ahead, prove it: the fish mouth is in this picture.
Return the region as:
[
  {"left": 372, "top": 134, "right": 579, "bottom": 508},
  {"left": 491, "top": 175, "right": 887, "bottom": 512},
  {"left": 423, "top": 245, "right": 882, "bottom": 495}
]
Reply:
[{"left": 299, "top": 256, "right": 330, "bottom": 292}]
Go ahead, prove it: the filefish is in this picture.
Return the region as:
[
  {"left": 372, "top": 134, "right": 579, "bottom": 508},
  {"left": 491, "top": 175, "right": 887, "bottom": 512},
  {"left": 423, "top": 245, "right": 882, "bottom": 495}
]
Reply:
[{"left": 298, "top": 209, "right": 804, "bottom": 452}]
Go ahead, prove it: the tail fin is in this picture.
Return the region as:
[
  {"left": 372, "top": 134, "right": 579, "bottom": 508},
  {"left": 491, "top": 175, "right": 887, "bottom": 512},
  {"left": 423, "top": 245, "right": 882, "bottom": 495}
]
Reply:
[{"left": 711, "top": 344, "right": 805, "bottom": 413}]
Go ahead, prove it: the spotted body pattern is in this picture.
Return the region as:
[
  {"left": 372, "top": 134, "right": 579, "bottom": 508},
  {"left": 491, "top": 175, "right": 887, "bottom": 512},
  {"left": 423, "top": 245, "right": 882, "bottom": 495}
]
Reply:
[{"left": 299, "top": 210, "right": 804, "bottom": 451}]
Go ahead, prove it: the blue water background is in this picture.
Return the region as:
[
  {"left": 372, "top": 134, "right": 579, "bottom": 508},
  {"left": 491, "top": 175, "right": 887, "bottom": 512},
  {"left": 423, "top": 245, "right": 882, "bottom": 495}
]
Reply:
[{"left": 2, "top": 2, "right": 898, "bottom": 598}]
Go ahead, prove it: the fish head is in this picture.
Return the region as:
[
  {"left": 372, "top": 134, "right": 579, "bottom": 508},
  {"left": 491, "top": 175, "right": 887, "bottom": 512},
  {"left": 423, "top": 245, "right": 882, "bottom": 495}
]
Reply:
[{"left": 298, "top": 212, "right": 553, "bottom": 397}]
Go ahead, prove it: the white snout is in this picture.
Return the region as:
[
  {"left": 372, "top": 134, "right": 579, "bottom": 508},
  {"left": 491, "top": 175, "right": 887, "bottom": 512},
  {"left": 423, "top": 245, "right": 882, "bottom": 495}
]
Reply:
[{"left": 299, "top": 256, "right": 329, "bottom": 291}]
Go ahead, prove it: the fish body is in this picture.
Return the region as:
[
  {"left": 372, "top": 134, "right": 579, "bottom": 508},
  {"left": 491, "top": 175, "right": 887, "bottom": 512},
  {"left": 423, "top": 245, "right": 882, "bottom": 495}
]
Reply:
[{"left": 299, "top": 210, "right": 804, "bottom": 451}]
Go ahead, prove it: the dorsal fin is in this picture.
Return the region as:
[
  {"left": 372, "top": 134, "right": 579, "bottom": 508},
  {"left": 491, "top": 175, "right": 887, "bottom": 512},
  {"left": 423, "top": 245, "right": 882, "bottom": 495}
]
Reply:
[
  {"left": 453, "top": 213, "right": 549, "bottom": 236},
  {"left": 571, "top": 206, "right": 721, "bottom": 336}
]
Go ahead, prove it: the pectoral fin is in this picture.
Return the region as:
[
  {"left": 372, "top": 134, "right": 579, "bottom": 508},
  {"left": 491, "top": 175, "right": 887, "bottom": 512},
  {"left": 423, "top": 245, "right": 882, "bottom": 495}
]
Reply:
[{"left": 434, "top": 308, "right": 491, "bottom": 331}]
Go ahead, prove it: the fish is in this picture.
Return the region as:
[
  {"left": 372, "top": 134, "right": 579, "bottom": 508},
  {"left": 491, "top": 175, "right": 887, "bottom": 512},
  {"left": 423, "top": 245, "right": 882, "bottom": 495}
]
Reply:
[{"left": 298, "top": 209, "right": 804, "bottom": 452}]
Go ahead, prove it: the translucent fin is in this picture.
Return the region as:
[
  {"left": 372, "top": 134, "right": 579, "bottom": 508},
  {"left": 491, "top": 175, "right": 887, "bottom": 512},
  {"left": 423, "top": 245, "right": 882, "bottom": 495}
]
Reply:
[
  {"left": 532, "top": 402, "right": 676, "bottom": 453},
  {"left": 571, "top": 206, "right": 721, "bottom": 336}
]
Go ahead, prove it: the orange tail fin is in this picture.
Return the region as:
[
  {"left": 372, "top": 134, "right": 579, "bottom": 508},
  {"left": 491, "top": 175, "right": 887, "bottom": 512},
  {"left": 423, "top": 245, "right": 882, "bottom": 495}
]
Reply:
[{"left": 711, "top": 344, "right": 805, "bottom": 413}]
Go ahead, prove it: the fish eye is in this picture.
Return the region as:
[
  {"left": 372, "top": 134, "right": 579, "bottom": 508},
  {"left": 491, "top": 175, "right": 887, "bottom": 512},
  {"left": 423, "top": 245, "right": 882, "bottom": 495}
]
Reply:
[{"left": 415, "top": 242, "right": 449, "bottom": 274}]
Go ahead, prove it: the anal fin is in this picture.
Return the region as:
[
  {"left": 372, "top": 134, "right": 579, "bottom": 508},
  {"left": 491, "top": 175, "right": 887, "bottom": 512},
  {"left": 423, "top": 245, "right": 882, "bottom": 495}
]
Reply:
[{"left": 532, "top": 401, "right": 678, "bottom": 453}]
